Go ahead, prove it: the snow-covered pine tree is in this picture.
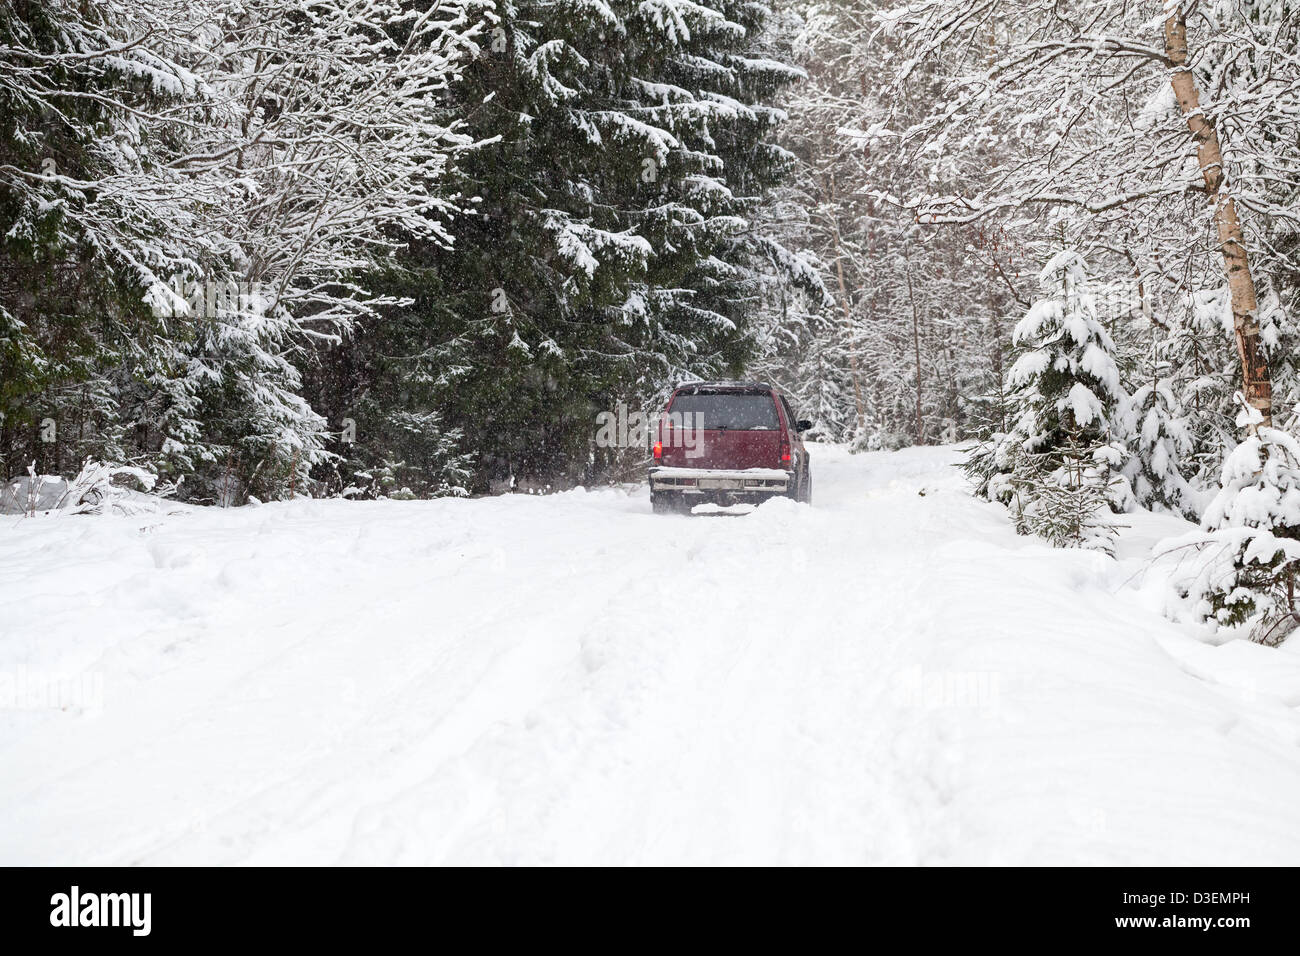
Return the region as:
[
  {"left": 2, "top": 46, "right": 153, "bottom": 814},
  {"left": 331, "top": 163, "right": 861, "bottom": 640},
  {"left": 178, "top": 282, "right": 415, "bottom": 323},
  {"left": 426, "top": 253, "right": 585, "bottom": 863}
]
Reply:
[
  {"left": 1121, "top": 354, "right": 1199, "bottom": 519},
  {"left": 327, "top": 0, "right": 806, "bottom": 491},
  {"left": 971, "top": 251, "right": 1130, "bottom": 549},
  {"left": 1165, "top": 286, "right": 1239, "bottom": 495},
  {"left": 0, "top": 0, "right": 212, "bottom": 480},
  {"left": 1013, "top": 435, "right": 1122, "bottom": 554},
  {"left": 1163, "top": 396, "right": 1300, "bottom": 645}
]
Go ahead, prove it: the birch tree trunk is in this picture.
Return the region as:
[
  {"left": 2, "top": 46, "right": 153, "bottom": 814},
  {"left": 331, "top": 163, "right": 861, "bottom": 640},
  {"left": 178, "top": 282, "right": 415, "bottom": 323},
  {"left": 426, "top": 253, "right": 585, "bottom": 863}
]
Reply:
[{"left": 1164, "top": 6, "right": 1272, "bottom": 427}]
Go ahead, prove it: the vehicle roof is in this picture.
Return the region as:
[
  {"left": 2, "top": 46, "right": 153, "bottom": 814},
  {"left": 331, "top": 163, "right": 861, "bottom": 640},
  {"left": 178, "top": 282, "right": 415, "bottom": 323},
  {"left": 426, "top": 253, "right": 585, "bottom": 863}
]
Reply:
[{"left": 673, "top": 380, "right": 777, "bottom": 392}]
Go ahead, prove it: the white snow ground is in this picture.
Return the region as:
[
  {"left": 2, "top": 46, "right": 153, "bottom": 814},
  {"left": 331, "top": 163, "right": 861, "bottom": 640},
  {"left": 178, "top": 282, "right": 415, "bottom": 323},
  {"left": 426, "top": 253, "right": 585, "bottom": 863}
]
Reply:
[{"left": 3, "top": 443, "right": 1300, "bottom": 865}]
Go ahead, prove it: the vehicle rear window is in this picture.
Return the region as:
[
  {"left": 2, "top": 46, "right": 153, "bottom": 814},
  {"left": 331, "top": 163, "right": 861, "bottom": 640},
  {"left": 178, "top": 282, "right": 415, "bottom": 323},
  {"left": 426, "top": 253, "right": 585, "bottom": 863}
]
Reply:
[{"left": 668, "top": 392, "right": 780, "bottom": 430}]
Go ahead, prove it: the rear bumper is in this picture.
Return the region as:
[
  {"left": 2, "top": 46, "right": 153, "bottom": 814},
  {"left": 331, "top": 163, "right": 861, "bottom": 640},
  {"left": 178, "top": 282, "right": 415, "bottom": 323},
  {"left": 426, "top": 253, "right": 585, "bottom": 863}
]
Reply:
[{"left": 649, "top": 466, "right": 790, "bottom": 496}]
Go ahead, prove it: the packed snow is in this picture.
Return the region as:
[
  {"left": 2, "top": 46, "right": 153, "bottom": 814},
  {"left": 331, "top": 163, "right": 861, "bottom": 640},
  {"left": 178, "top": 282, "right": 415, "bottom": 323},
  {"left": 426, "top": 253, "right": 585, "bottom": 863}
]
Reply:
[{"left": 3, "top": 443, "right": 1300, "bottom": 865}]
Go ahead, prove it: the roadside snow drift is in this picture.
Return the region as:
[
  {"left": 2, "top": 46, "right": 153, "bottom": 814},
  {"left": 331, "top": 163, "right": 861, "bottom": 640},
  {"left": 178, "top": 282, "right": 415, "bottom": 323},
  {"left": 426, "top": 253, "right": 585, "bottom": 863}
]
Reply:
[{"left": 3, "top": 444, "right": 1300, "bottom": 865}]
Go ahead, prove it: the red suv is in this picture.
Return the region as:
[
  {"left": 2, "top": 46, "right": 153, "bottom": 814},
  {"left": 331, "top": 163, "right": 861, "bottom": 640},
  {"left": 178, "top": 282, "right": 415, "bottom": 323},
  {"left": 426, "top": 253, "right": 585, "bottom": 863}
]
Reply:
[{"left": 649, "top": 381, "right": 812, "bottom": 514}]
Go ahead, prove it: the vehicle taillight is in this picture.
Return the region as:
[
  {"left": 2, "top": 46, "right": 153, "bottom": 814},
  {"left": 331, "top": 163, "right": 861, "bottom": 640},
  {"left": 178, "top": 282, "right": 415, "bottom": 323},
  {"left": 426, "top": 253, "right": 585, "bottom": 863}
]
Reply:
[
  {"left": 780, "top": 438, "right": 791, "bottom": 465},
  {"left": 653, "top": 441, "right": 663, "bottom": 460}
]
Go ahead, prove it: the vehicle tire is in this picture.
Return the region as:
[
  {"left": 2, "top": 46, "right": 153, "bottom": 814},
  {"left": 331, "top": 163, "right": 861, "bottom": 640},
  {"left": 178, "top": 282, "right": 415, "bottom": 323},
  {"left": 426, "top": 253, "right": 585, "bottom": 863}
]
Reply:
[
  {"left": 652, "top": 491, "right": 679, "bottom": 515},
  {"left": 785, "top": 465, "right": 806, "bottom": 504}
]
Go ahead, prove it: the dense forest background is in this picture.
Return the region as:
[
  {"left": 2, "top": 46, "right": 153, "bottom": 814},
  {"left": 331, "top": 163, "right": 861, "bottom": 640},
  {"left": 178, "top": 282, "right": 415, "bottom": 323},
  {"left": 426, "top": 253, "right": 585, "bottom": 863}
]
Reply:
[{"left": 3, "top": 0, "right": 1298, "bottom": 511}]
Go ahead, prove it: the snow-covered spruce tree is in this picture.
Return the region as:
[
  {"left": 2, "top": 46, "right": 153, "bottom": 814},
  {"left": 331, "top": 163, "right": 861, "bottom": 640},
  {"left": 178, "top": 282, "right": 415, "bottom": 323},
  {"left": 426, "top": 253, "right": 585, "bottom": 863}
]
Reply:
[
  {"left": 324, "top": 0, "right": 806, "bottom": 492},
  {"left": 1014, "top": 437, "right": 1123, "bottom": 553},
  {"left": 334, "top": 409, "right": 474, "bottom": 501},
  {"left": 1121, "top": 359, "right": 1199, "bottom": 519},
  {"left": 0, "top": 0, "right": 217, "bottom": 480},
  {"left": 298, "top": 271, "right": 479, "bottom": 501},
  {"left": 1163, "top": 398, "right": 1300, "bottom": 645},
  {"left": 1165, "top": 286, "right": 1240, "bottom": 494},
  {"left": 970, "top": 251, "right": 1130, "bottom": 550}
]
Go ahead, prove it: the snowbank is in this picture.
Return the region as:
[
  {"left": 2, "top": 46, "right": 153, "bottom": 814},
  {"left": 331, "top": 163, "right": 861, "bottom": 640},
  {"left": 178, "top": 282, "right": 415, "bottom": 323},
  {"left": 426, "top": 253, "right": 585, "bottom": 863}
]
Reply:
[{"left": 0, "top": 462, "right": 178, "bottom": 518}]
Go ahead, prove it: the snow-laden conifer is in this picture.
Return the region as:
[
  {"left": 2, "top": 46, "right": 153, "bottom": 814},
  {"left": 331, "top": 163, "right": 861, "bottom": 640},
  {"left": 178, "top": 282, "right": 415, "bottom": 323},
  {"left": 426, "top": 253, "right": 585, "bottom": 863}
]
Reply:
[
  {"left": 970, "top": 251, "right": 1131, "bottom": 550},
  {"left": 1163, "top": 396, "right": 1300, "bottom": 644},
  {"left": 1120, "top": 360, "right": 1199, "bottom": 519}
]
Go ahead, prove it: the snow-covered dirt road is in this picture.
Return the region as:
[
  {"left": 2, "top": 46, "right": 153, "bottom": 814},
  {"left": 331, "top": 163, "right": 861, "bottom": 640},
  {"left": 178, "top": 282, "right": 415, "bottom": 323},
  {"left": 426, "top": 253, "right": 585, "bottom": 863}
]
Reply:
[{"left": 4, "top": 444, "right": 1300, "bottom": 865}]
